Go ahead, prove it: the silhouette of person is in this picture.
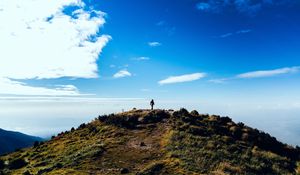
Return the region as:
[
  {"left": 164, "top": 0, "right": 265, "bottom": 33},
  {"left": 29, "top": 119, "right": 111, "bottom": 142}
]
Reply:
[{"left": 150, "top": 99, "right": 155, "bottom": 110}]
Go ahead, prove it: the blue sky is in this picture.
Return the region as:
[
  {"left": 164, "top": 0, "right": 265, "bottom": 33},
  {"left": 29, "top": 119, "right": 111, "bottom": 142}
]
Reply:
[
  {"left": 77, "top": 0, "right": 300, "bottom": 100},
  {"left": 1, "top": 0, "right": 300, "bottom": 143},
  {"left": 1, "top": 0, "right": 299, "bottom": 99}
]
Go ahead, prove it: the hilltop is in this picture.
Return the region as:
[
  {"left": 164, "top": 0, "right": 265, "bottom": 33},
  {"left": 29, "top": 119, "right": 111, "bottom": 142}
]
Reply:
[
  {"left": 0, "top": 129, "right": 43, "bottom": 155},
  {"left": 1, "top": 109, "right": 300, "bottom": 175}
]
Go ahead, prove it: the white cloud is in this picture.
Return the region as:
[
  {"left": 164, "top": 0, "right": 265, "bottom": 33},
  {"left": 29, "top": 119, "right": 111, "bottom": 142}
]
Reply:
[
  {"left": 158, "top": 73, "right": 206, "bottom": 85},
  {"left": 0, "top": 0, "right": 110, "bottom": 95},
  {"left": 237, "top": 67, "right": 300, "bottom": 78},
  {"left": 113, "top": 70, "right": 132, "bottom": 78},
  {"left": 148, "top": 42, "right": 161, "bottom": 47},
  {"left": 0, "top": 78, "right": 80, "bottom": 96},
  {"left": 133, "top": 57, "right": 150, "bottom": 61}
]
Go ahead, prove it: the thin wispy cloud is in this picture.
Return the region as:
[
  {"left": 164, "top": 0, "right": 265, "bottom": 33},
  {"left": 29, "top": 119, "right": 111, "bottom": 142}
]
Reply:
[
  {"left": 217, "top": 29, "right": 252, "bottom": 38},
  {"left": 155, "top": 20, "right": 176, "bottom": 36},
  {"left": 133, "top": 57, "right": 150, "bottom": 61},
  {"left": 209, "top": 66, "right": 300, "bottom": 84},
  {"left": 113, "top": 70, "right": 132, "bottom": 78},
  {"left": 148, "top": 42, "right": 161, "bottom": 47},
  {"left": 158, "top": 73, "right": 206, "bottom": 85},
  {"left": 196, "top": 2, "right": 211, "bottom": 11},
  {"left": 140, "top": 89, "right": 150, "bottom": 92},
  {"left": 220, "top": 33, "right": 233, "bottom": 38},
  {"left": 0, "top": 0, "right": 110, "bottom": 96},
  {"left": 237, "top": 67, "right": 300, "bottom": 78},
  {"left": 196, "top": 0, "right": 289, "bottom": 16},
  {"left": 156, "top": 21, "right": 165, "bottom": 26},
  {"left": 167, "top": 27, "right": 176, "bottom": 36},
  {"left": 209, "top": 78, "right": 228, "bottom": 84},
  {"left": 236, "top": 29, "right": 252, "bottom": 34}
]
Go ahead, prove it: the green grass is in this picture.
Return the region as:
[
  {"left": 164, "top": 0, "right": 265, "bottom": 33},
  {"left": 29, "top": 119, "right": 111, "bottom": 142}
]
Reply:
[{"left": 0, "top": 108, "right": 299, "bottom": 175}]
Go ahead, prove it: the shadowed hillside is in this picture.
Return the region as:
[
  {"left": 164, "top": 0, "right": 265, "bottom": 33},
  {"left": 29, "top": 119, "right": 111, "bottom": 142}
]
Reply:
[
  {"left": 1, "top": 109, "right": 300, "bottom": 175},
  {"left": 0, "top": 129, "right": 43, "bottom": 155}
]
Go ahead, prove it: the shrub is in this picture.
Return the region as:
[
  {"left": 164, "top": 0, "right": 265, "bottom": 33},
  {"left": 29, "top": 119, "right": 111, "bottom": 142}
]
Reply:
[
  {"left": 241, "top": 133, "right": 249, "bottom": 141},
  {"left": 0, "top": 159, "right": 5, "bottom": 169},
  {"left": 220, "top": 116, "right": 232, "bottom": 124},
  {"left": 8, "top": 157, "right": 27, "bottom": 169},
  {"left": 179, "top": 108, "right": 189, "bottom": 115},
  {"left": 79, "top": 123, "right": 86, "bottom": 129},
  {"left": 23, "top": 170, "right": 32, "bottom": 175},
  {"left": 33, "top": 141, "right": 39, "bottom": 148},
  {"left": 237, "top": 122, "right": 245, "bottom": 128},
  {"left": 54, "top": 162, "right": 63, "bottom": 169},
  {"left": 190, "top": 110, "right": 199, "bottom": 116},
  {"left": 120, "top": 168, "right": 129, "bottom": 174},
  {"left": 229, "top": 126, "right": 242, "bottom": 139},
  {"left": 137, "top": 162, "right": 164, "bottom": 175},
  {"left": 187, "top": 126, "right": 207, "bottom": 136}
]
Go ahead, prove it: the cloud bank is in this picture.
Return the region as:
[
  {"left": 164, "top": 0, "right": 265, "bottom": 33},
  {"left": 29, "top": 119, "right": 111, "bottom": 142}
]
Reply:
[
  {"left": 159, "top": 73, "right": 206, "bottom": 85},
  {"left": 0, "top": 0, "right": 110, "bottom": 95}
]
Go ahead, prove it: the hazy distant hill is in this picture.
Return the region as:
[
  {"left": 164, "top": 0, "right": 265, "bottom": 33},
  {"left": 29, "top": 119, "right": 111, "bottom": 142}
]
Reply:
[
  {"left": 1, "top": 109, "right": 300, "bottom": 174},
  {"left": 0, "top": 128, "right": 43, "bottom": 155}
]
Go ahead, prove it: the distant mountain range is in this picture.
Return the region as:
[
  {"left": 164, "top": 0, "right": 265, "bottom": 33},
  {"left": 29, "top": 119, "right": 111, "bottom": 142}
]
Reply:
[
  {"left": 0, "top": 128, "right": 43, "bottom": 155},
  {"left": 1, "top": 109, "right": 300, "bottom": 174}
]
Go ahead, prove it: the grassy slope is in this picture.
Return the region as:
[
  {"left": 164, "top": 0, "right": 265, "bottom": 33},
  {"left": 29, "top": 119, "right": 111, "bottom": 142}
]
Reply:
[{"left": 1, "top": 109, "right": 300, "bottom": 175}]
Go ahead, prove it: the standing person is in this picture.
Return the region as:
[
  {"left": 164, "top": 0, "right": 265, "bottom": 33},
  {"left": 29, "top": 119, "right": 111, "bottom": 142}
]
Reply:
[{"left": 150, "top": 99, "right": 155, "bottom": 110}]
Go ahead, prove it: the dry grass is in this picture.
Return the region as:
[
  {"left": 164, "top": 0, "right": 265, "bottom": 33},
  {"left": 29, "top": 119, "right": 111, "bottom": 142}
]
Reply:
[{"left": 0, "top": 109, "right": 299, "bottom": 175}]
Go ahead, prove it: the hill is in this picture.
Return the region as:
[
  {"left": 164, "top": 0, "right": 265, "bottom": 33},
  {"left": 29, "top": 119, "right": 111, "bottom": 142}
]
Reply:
[
  {"left": 1, "top": 108, "right": 300, "bottom": 175},
  {"left": 0, "top": 129, "right": 43, "bottom": 155}
]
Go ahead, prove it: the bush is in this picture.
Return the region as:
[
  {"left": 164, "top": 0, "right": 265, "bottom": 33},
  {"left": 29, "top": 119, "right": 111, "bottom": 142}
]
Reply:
[
  {"left": 23, "top": 170, "right": 32, "bottom": 175},
  {"left": 54, "top": 162, "right": 63, "bottom": 169},
  {"left": 237, "top": 122, "right": 245, "bottom": 128},
  {"left": 137, "top": 162, "right": 164, "bottom": 175},
  {"left": 0, "top": 159, "right": 5, "bottom": 169},
  {"left": 120, "top": 168, "right": 129, "bottom": 174},
  {"left": 187, "top": 126, "right": 207, "bottom": 136},
  {"left": 78, "top": 123, "right": 86, "bottom": 129},
  {"left": 220, "top": 116, "right": 232, "bottom": 124},
  {"left": 33, "top": 141, "right": 39, "bottom": 148},
  {"left": 190, "top": 110, "right": 199, "bottom": 116},
  {"left": 229, "top": 126, "right": 242, "bottom": 139},
  {"left": 8, "top": 157, "right": 27, "bottom": 169},
  {"left": 179, "top": 108, "right": 189, "bottom": 115}
]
